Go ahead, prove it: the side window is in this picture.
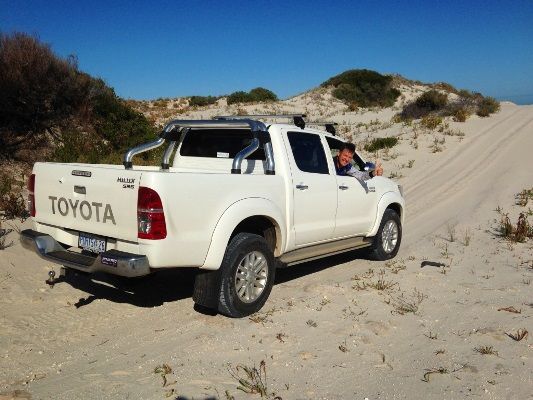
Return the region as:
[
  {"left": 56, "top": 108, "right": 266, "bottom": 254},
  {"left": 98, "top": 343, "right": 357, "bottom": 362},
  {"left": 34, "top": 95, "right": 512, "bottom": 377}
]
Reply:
[
  {"left": 287, "top": 132, "right": 329, "bottom": 174},
  {"left": 325, "top": 136, "right": 365, "bottom": 171}
]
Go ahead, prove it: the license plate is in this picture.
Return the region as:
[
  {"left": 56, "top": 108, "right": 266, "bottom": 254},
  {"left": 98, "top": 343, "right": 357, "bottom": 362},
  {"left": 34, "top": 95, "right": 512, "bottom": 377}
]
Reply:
[{"left": 78, "top": 232, "right": 106, "bottom": 254}]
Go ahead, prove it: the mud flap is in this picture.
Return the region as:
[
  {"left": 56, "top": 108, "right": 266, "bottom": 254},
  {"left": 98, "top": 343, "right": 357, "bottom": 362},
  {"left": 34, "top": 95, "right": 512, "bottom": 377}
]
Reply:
[{"left": 192, "top": 269, "right": 222, "bottom": 309}]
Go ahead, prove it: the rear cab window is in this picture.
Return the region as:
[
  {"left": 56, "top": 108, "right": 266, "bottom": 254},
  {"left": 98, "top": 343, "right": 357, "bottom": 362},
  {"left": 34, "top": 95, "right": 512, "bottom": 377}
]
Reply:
[
  {"left": 179, "top": 129, "right": 265, "bottom": 160},
  {"left": 287, "top": 131, "right": 329, "bottom": 174}
]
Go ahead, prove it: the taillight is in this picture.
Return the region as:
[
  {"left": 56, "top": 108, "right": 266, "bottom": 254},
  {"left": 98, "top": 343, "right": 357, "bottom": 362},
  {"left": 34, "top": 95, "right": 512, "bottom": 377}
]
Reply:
[
  {"left": 137, "top": 186, "right": 166, "bottom": 240},
  {"left": 27, "top": 174, "right": 36, "bottom": 217}
]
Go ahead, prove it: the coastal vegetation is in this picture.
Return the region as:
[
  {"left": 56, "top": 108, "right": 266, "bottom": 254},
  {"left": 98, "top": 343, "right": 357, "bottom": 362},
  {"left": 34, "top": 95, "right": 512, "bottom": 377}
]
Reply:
[
  {"left": 399, "top": 88, "right": 500, "bottom": 122},
  {"left": 364, "top": 137, "right": 399, "bottom": 152},
  {"left": 189, "top": 95, "right": 219, "bottom": 107},
  {"left": 0, "top": 32, "right": 157, "bottom": 166},
  {"left": 321, "top": 69, "right": 401, "bottom": 108},
  {"left": 227, "top": 87, "right": 278, "bottom": 105}
]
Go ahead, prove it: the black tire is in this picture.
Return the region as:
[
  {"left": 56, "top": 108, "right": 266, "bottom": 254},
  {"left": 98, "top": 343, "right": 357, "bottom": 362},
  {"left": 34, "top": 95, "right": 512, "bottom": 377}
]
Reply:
[
  {"left": 369, "top": 208, "right": 402, "bottom": 261},
  {"left": 217, "top": 233, "right": 276, "bottom": 318}
]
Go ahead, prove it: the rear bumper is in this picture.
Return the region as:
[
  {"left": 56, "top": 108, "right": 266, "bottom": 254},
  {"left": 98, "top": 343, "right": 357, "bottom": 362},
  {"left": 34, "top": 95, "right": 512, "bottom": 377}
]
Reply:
[{"left": 20, "top": 229, "right": 151, "bottom": 277}]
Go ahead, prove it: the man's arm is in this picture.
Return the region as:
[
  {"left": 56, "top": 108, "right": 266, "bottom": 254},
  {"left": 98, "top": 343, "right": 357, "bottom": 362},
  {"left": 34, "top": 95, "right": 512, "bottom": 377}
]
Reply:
[{"left": 345, "top": 165, "right": 372, "bottom": 181}]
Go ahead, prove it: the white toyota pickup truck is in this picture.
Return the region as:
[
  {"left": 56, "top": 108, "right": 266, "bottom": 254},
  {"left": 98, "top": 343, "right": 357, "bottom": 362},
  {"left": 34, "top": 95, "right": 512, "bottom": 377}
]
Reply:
[{"left": 21, "top": 115, "right": 405, "bottom": 317}]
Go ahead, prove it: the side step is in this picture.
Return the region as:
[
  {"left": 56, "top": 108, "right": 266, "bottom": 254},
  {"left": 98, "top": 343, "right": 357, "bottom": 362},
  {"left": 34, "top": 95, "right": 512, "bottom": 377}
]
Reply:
[{"left": 280, "top": 236, "right": 372, "bottom": 266}]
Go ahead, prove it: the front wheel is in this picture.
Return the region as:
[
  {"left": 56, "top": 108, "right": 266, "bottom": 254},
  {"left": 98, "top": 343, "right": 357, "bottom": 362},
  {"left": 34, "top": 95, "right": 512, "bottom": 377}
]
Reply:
[
  {"left": 369, "top": 209, "right": 402, "bottom": 260},
  {"left": 217, "top": 233, "right": 276, "bottom": 318}
]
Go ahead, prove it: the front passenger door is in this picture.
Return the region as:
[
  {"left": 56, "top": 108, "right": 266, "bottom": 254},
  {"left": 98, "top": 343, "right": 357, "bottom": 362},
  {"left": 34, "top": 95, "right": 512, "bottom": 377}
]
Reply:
[
  {"left": 326, "top": 137, "right": 378, "bottom": 237},
  {"left": 285, "top": 131, "right": 337, "bottom": 246}
]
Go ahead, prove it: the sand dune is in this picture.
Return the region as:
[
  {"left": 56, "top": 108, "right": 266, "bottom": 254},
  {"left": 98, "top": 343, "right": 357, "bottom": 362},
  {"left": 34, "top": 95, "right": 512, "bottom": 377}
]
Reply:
[{"left": 1, "top": 102, "right": 532, "bottom": 399}]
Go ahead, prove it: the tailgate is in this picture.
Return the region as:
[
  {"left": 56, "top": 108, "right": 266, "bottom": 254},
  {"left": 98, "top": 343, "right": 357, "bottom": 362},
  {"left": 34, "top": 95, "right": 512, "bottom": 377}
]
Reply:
[{"left": 33, "top": 162, "right": 142, "bottom": 242}]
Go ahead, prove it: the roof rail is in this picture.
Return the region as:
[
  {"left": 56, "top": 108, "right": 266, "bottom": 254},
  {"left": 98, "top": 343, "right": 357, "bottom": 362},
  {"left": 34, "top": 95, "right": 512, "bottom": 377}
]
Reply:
[
  {"left": 307, "top": 121, "right": 338, "bottom": 135},
  {"left": 215, "top": 114, "right": 307, "bottom": 130}
]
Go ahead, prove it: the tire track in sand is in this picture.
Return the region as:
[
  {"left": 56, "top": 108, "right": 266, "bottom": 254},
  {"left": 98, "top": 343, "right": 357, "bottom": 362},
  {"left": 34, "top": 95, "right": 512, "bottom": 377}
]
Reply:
[{"left": 403, "top": 107, "right": 533, "bottom": 247}]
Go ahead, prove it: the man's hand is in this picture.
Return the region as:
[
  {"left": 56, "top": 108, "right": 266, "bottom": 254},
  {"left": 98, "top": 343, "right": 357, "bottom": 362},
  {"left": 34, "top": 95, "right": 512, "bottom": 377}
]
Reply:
[{"left": 374, "top": 161, "right": 383, "bottom": 177}]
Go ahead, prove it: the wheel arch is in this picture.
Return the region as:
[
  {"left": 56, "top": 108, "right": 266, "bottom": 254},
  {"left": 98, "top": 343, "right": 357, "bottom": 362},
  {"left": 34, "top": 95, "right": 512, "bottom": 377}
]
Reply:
[
  {"left": 367, "top": 192, "right": 405, "bottom": 237},
  {"left": 201, "top": 198, "right": 286, "bottom": 270}
]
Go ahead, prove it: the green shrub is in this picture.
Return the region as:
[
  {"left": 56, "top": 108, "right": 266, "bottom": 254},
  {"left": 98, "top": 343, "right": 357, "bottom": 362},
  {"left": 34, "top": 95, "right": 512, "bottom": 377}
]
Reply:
[
  {"left": 227, "top": 91, "right": 250, "bottom": 105},
  {"left": 364, "top": 137, "right": 399, "bottom": 152},
  {"left": 0, "top": 192, "right": 27, "bottom": 220},
  {"left": 421, "top": 115, "right": 443, "bottom": 130},
  {"left": 0, "top": 32, "right": 157, "bottom": 164},
  {"left": 249, "top": 87, "right": 277, "bottom": 102},
  {"left": 415, "top": 90, "right": 448, "bottom": 111},
  {"left": 189, "top": 95, "right": 219, "bottom": 107},
  {"left": 348, "top": 102, "right": 358, "bottom": 111},
  {"left": 400, "top": 90, "right": 448, "bottom": 119},
  {"left": 399, "top": 84, "right": 498, "bottom": 122},
  {"left": 0, "top": 32, "right": 93, "bottom": 160},
  {"left": 477, "top": 97, "right": 500, "bottom": 117},
  {"left": 453, "top": 107, "right": 470, "bottom": 122},
  {"left": 227, "top": 87, "right": 278, "bottom": 105},
  {"left": 432, "top": 82, "right": 458, "bottom": 94},
  {"left": 91, "top": 83, "right": 156, "bottom": 150},
  {"left": 52, "top": 127, "right": 107, "bottom": 163},
  {"left": 0, "top": 171, "right": 26, "bottom": 220},
  {"left": 322, "top": 69, "right": 401, "bottom": 108},
  {"left": 457, "top": 89, "right": 480, "bottom": 101},
  {"left": 0, "top": 172, "right": 13, "bottom": 198},
  {"left": 152, "top": 99, "right": 168, "bottom": 108}
]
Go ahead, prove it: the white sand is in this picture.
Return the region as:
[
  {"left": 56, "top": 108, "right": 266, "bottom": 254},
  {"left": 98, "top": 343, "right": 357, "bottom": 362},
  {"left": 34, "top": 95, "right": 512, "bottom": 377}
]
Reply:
[{"left": 1, "top": 98, "right": 532, "bottom": 399}]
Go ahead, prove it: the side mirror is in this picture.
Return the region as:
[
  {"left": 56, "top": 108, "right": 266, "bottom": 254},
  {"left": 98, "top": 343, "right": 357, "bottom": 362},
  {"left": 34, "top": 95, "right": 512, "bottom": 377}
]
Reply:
[{"left": 364, "top": 162, "right": 375, "bottom": 173}]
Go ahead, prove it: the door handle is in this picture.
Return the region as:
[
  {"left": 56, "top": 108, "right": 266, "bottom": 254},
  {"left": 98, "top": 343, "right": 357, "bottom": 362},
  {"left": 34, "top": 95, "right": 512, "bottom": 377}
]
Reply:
[
  {"left": 296, "top": 184, "right": 309, "bottom": 190},
  {"left": 339, "top": 185, "right": 349, "bottom": 190}
]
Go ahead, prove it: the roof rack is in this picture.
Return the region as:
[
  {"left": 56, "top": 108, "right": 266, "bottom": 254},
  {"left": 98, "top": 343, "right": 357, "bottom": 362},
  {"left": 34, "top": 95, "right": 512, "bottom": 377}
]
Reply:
[
  {"left": 215, "top": 114, "right": 307, "bottom": 130},
  {"left": 307, "top": 121, "right": 338, "bottom": 135}
]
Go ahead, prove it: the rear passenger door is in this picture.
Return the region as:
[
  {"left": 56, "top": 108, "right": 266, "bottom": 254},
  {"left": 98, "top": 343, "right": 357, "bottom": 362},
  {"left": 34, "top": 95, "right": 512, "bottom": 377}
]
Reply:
[{"left": 284, "top": 130, "right": 337, "bottom": 246}]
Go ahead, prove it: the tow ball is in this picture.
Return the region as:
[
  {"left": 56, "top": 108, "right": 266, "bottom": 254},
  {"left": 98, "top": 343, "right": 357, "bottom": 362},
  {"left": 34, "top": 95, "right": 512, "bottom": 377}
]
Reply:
[
  {"left": 45, "top": 270, "right": 57, "bottom": 287},
  {"left": 46, "top": 267, "right": 68, "bottom": 288}
]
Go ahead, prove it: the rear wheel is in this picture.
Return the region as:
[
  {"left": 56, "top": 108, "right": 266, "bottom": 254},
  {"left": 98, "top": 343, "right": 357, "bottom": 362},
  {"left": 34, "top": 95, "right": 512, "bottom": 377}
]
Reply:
[
  {"left": 217, "top": 233, "right": 276, "bottom": 318},
  {"left": 369, "top": 209, "right": 402, "bottom": 260}
]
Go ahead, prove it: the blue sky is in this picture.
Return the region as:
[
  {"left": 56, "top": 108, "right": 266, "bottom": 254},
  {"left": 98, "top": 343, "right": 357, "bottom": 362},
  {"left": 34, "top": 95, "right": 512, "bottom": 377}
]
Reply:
[{"left": 2, "top": 0, "right": 533, "bottom": 103}]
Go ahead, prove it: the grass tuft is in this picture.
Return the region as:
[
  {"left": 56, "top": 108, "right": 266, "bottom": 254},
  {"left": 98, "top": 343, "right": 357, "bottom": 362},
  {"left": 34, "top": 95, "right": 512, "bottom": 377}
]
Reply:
[
  {"left": 364, "top": 137, "right": 399, "bottom": 152},
  {"left": 0, "top": 221, "right": 14, "bottom": 250},
  {"left": 390, "top": 288, "right": 427, "bottom": 315},
  {"left": 506, "top": 329, "right": 528, "bottom": 341},
  {"left": 367, "top": 270, "right": 398, "bottom": 291},
  {"left": 422, "top": 364, "right": 465, "bottom": 383},
  {"left": 515, "top": 188, "right": 533, "bottom": 207},
  {"left": 495, "top": 208, "right": 532, "bottom": 242},
  {"left": 227, "top": 360, "right": 280, "bottom": 399},
  {"left": 474, "top": 346, "right": 498, "bottom": 356},
  {"left": 249, "top": 308, "right": 278, "bottom": 325},
  {"left": 154, "top": 364, "right": 173, "bottom": 387}
]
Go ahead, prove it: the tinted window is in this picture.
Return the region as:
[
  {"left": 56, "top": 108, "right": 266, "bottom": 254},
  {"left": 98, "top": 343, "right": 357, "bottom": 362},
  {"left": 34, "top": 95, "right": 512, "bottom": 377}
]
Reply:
[
  {"left": 287, "top": 132, "right": 329, "bottom": 174},
  {"left": 325, "top": 136, "right": 365, "bottom": 171},
  {"left": 180, "top": 129, "right": 265, "bottom": 160}
]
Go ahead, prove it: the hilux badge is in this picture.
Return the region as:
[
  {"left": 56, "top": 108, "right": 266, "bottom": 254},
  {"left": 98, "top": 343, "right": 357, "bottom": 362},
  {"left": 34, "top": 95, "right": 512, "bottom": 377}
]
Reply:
[{"left": 117, "top": 177, "right": 135, "bottom": 189}]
